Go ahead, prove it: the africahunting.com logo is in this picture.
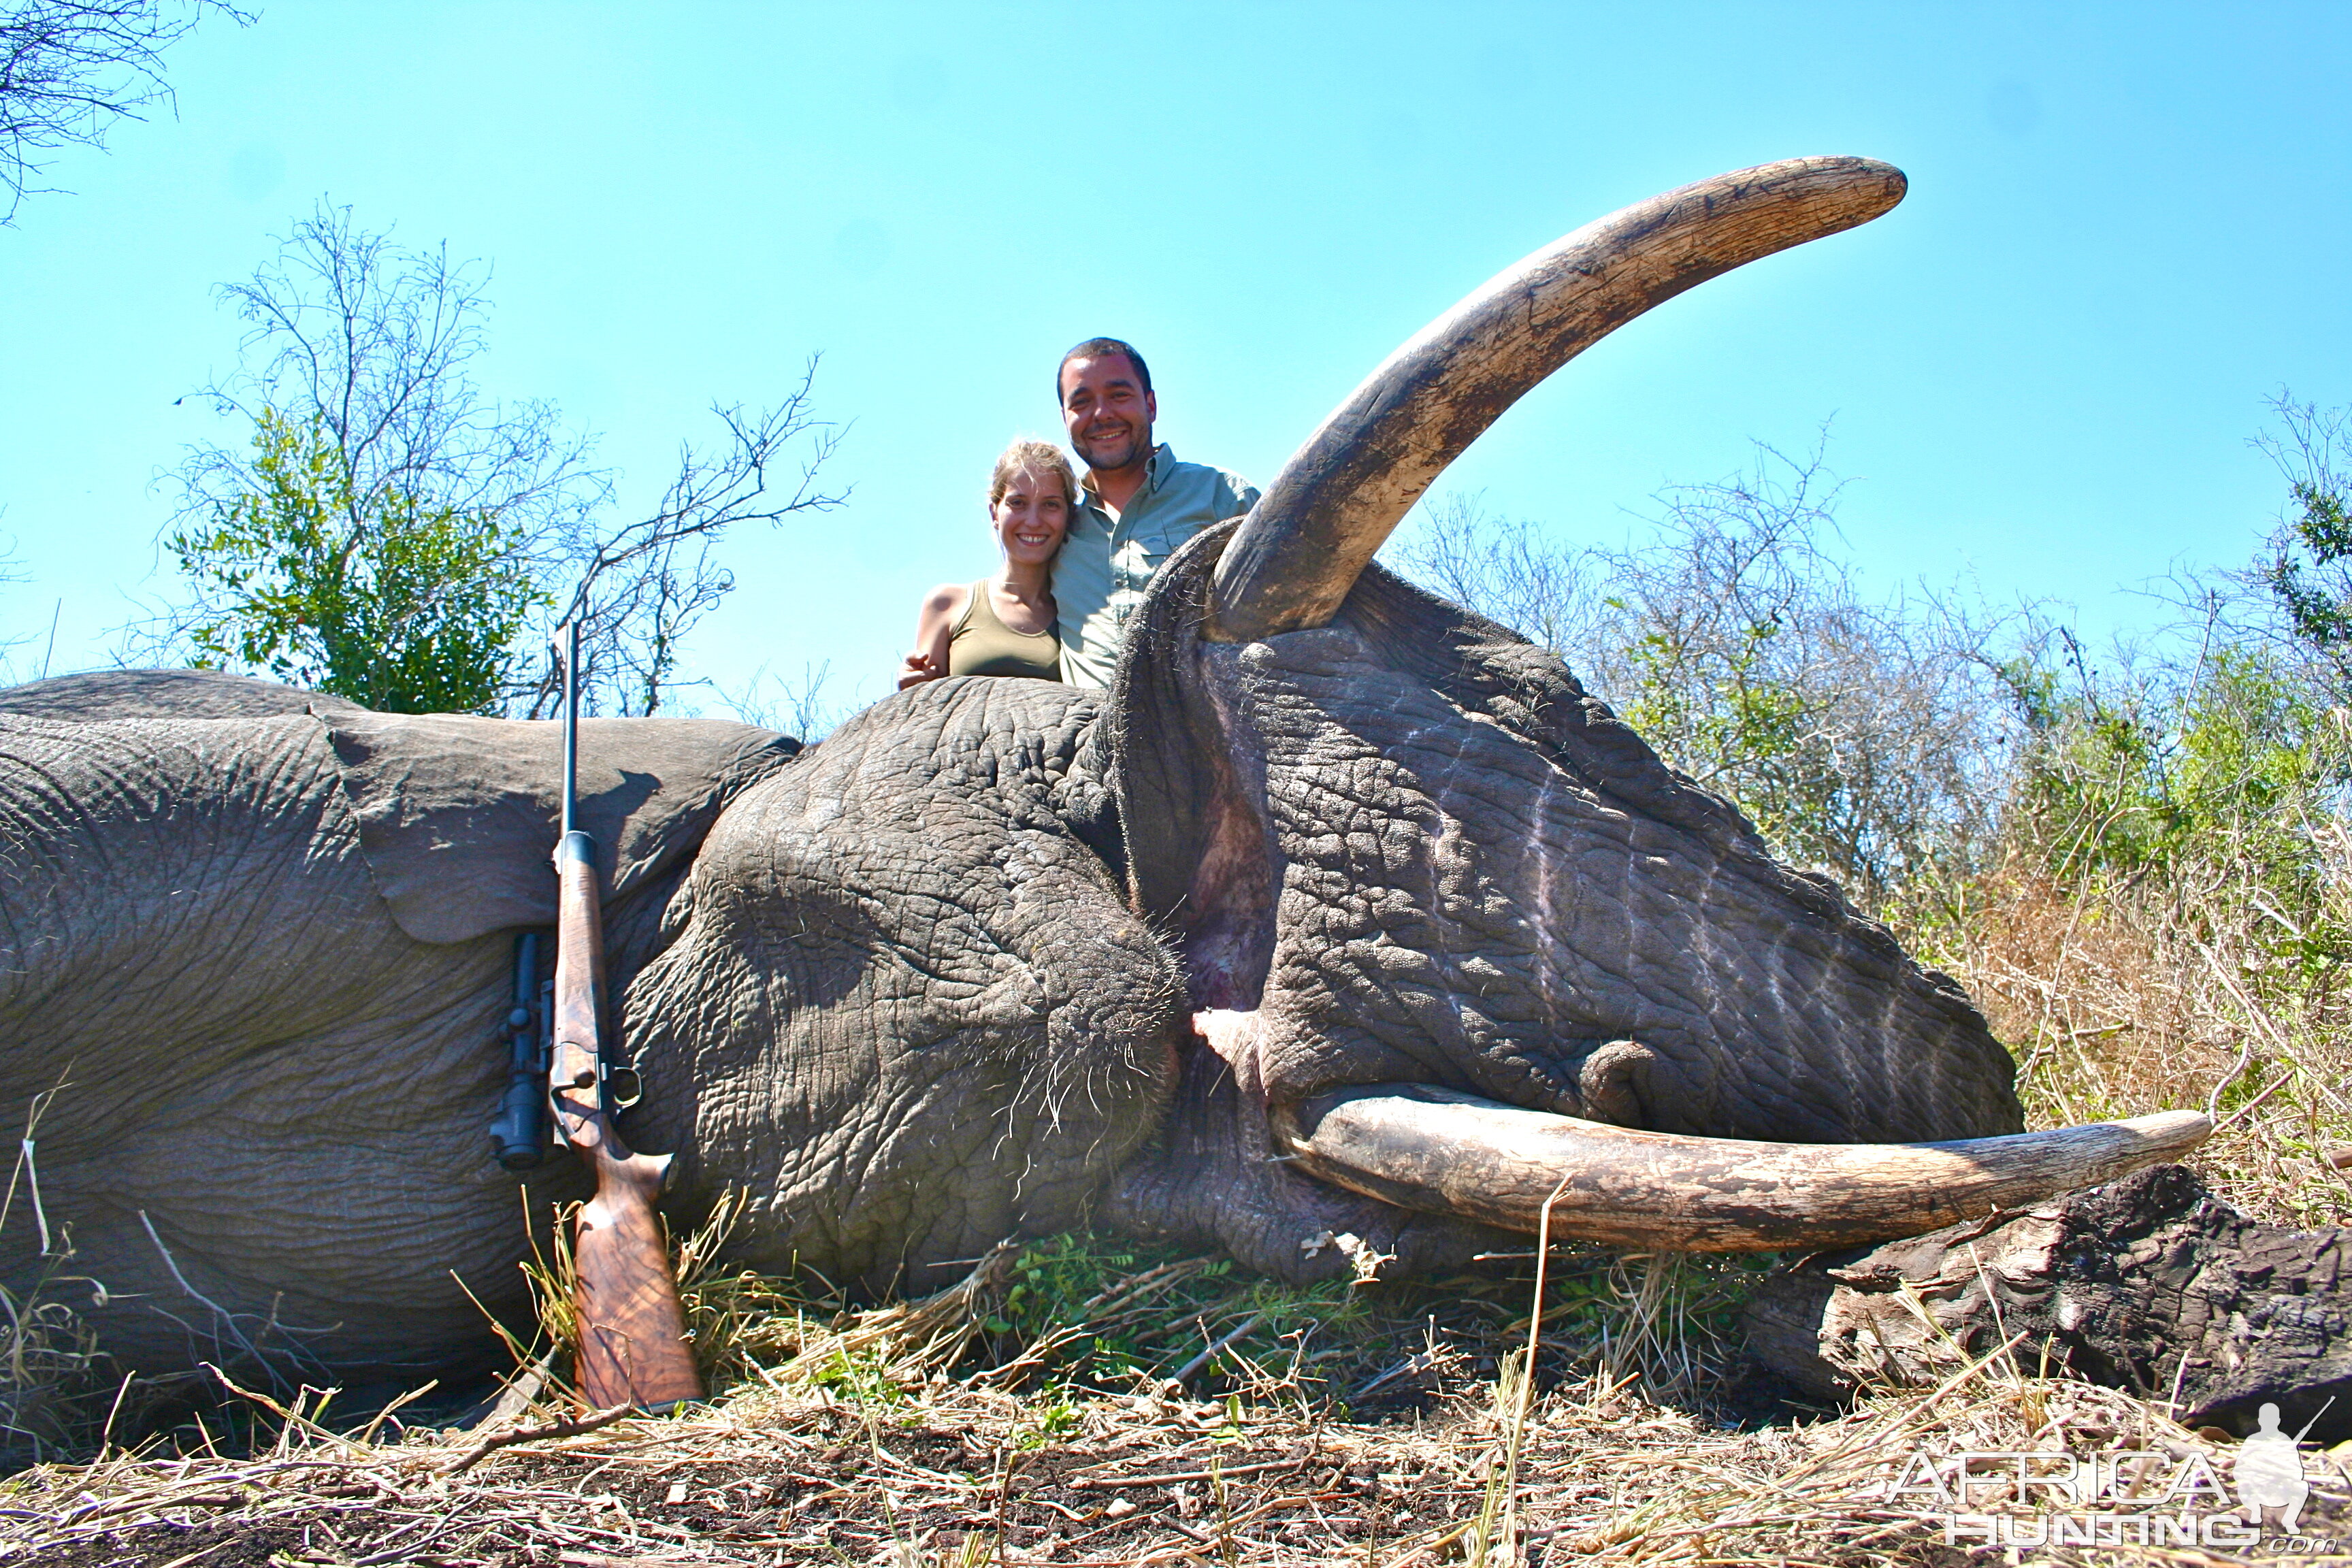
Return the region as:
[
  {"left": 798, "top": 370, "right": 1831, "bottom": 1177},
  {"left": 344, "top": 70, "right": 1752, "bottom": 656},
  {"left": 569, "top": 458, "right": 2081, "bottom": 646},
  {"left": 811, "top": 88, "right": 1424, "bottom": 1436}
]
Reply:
[{"left": 1878, "top": 1403, "right": 2334, "bottom": 1552}]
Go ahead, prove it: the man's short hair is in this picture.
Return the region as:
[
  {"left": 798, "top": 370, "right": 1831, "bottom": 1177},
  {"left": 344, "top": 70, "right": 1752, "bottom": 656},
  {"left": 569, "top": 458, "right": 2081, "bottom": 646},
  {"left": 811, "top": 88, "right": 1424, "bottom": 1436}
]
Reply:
[{"left": 1058, "top": 338, "right": 1152, "bottom": 403}]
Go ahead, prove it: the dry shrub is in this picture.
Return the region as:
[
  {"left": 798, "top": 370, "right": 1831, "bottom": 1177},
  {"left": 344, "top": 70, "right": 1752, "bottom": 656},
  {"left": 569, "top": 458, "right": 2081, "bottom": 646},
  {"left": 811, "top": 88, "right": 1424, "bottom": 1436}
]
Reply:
[
  {"left": 1918, "top": 845, "right": 2352, "bottom": 1231},
  {"left": 1401, "top": 446, "right": 2020, "bottom": 912}
]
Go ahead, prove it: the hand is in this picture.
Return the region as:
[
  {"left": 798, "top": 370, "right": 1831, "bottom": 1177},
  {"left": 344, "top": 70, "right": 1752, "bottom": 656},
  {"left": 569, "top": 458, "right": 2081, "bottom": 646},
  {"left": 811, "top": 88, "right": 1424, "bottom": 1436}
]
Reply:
[{"left": 896, "top": 651, "right": 941, "bottom": 690}]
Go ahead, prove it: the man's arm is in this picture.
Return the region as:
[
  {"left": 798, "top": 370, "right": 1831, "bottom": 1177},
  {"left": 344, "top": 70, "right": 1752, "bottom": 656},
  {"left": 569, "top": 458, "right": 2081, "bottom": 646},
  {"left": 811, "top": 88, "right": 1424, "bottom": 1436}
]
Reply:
[{"left": 1218, "top": 470, "right": 1261, "bottom": 519}]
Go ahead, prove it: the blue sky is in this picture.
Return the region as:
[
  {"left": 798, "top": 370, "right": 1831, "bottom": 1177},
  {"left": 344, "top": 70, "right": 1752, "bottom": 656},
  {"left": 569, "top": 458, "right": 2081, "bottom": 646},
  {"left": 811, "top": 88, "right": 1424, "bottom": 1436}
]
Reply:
[{"left": 3, "top": 2, "right": 2347, "bottom": 710}]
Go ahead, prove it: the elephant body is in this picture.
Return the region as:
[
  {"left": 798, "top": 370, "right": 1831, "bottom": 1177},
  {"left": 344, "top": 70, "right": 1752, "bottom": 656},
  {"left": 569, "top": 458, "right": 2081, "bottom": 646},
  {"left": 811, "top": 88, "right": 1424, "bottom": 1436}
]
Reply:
[
  {"left": 1, "top": 160, "right": 2061, "bottom": 1388},
  {"left": 0, "top": 668, "right": 1178, "bottom": 1376},
  {"left": 3, "top": 689, "right": 551, "bottom": 1375},
  {"left": 0, "top": 546, "right": 2019, "bottom": 1383}
]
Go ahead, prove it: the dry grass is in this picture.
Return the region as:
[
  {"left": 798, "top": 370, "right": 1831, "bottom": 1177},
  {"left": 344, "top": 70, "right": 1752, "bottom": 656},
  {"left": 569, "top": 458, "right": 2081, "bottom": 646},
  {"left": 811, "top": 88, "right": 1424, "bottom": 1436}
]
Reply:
[
  {"left": 1924, "top": 853, "right": 2352, "bottom": 1234},
  {"left": 4, "top": 1236, "right": 2347, "bottom": 1567},
  {"left": 0, "top": 1084, "right": 138, "bottom": 1470}
]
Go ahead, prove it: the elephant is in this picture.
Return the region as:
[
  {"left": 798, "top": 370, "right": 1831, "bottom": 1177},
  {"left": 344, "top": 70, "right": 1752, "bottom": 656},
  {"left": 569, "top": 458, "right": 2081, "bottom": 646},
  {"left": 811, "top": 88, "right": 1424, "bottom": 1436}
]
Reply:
[{"left": 0, "top": 158, "right": 2204, "bottom": 1388}]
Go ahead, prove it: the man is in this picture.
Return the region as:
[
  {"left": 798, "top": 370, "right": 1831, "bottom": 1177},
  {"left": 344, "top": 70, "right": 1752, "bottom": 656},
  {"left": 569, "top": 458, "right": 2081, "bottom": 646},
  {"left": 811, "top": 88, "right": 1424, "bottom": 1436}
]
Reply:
[{"left": 1051, "top": 338, "right": 1259, "bottom": 687}]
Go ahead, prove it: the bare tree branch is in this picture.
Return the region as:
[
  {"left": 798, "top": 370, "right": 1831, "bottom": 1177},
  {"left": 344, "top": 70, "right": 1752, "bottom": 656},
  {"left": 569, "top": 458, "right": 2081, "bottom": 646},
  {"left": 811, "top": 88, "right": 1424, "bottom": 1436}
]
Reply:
[
  {"left": 525, "top": 359, "right": 849, "bottom": 717},
  {"left": 186, "top": 202, "right": 612, "bottom": 548},
  {"left": 0, "top": 1, "right": 250, "bottom": 225},
  {"left": 720, "top": 657, "right": 853, "bottom": 742}
]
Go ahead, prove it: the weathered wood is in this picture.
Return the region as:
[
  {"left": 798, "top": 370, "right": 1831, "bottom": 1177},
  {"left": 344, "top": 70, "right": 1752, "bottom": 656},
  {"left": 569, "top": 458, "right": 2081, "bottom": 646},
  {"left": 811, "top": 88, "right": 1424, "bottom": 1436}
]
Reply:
[
  {"left": 1273, "top": 1083, "right": 2208, "bottom": 1251},
  {"left": 1744, "top": 1164, "right": 2352, "bottom": 1443},
  {"left": 1208, "top": 156, "right": 1907, "bottom": 643}
]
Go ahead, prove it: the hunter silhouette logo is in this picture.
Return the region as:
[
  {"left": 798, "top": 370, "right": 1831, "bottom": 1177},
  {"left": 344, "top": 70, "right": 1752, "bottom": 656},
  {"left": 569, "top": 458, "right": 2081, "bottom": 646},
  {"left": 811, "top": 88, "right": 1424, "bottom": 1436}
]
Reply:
[{"left": 2233, "top": 1403, "right": 2318, "bottom": 1534}]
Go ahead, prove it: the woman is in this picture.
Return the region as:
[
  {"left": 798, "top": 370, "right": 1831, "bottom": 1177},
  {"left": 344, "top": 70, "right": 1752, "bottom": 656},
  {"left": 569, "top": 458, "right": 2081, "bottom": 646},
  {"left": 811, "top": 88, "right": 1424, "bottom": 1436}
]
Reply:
[{"left": 898, "top": 438, "right": 1074, "bottom": 688}]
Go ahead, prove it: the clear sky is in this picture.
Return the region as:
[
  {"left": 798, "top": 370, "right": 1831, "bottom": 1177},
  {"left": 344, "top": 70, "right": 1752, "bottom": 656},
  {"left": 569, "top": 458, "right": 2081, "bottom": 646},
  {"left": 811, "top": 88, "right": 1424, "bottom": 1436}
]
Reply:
[{"left": 2, "top": 2, "right": 2347, "bottom": 712}]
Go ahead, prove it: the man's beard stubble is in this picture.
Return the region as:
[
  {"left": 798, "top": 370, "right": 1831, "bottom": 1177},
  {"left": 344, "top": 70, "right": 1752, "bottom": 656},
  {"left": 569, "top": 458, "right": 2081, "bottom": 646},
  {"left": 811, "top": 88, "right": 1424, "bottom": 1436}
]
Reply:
[{"left": 1080, "top": 420, "right": 1152, "bottom": 476}]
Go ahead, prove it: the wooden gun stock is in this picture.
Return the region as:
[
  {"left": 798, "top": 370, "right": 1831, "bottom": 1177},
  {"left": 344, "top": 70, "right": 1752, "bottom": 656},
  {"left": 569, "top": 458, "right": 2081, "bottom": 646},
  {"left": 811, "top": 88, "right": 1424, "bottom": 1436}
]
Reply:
[{"left": 549, "top": 828, "right": 703, "bottom": 1411}]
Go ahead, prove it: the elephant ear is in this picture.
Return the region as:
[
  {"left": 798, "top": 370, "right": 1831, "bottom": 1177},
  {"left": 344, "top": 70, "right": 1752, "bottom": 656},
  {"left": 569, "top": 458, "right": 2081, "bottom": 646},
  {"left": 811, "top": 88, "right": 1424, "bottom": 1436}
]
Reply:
[
  {"left": 323, "top": 713, "right": 800, "bottom": 944},
  {"left": 1110, "top": 521, "right": 1766, "bottom": 928},
  {"left": 0, "top": 668, "right": 367, "bottom": 721},
  {"left": 1106, "top": 520, "right": 1821, "bottom": 1009}
]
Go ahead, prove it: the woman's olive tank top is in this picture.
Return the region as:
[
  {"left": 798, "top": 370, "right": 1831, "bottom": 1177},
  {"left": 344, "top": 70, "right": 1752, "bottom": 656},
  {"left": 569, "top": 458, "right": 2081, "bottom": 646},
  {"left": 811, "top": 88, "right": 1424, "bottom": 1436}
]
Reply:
[{"left": 948, "top": 579, "right": 1062, "bottom": 681}]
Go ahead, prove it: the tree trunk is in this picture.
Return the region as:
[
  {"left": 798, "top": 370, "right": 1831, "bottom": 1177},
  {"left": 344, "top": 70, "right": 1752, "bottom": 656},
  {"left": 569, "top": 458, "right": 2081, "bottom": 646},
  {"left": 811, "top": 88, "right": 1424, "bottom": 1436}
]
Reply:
[{"left": 1744, "top": 1164, "right": 2352, "bottom": 1443}]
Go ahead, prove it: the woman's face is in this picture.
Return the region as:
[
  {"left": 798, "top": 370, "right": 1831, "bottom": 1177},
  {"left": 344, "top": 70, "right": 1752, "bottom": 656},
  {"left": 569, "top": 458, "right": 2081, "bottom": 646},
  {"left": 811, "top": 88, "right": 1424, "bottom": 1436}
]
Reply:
[{"left": 992, "top": 464, "right": 1071, "bottom": 567}]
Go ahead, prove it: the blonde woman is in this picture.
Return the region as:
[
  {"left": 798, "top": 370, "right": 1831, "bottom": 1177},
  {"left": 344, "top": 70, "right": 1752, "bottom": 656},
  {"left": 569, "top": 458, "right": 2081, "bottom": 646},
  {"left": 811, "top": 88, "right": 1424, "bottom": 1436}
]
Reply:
[{"left": 898, "top": 439, "right": 1075, "bottom": 688}]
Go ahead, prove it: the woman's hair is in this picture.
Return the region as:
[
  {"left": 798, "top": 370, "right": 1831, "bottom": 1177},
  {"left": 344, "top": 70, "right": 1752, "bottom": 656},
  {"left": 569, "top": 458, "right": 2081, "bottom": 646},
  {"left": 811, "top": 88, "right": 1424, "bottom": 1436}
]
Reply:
[{"left": 989, "top": 439, "right": 1079, "bottom": 510}]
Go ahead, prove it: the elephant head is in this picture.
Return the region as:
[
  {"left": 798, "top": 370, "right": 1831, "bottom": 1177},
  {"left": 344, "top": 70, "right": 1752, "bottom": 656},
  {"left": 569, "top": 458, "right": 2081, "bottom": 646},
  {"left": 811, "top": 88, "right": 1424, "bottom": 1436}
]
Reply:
[
  {"left": 609, "top": 157, "right": 2199, "bottom": 1294},
  {"left": 1085, "top": 158, "right": 2204, "bottom": 1277}
]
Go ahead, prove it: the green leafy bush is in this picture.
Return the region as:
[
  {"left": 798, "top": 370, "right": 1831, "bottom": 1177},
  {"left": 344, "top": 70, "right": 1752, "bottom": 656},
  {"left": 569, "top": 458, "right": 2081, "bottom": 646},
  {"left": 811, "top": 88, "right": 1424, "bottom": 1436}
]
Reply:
[{"left": 169, "top": 408, "right": 544, "bottom": 713}]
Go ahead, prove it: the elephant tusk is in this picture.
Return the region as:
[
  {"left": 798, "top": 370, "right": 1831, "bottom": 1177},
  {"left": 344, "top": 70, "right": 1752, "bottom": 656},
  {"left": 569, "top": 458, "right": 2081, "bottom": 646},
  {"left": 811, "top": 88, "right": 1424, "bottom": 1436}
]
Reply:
[
  {"left": 1207, "top": 155, "right": 1907, "bottom": 644},
  {"left": 1270, "top": 1083, "right": 2212, "bottom": 1252}
]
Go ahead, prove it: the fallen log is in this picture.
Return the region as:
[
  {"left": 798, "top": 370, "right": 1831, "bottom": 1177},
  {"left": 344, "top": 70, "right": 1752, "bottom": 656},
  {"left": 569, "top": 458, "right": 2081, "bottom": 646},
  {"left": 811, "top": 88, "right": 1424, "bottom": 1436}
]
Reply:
[{"left": 1743, "top": 1163, "right": 2352, "bottom": 1442}]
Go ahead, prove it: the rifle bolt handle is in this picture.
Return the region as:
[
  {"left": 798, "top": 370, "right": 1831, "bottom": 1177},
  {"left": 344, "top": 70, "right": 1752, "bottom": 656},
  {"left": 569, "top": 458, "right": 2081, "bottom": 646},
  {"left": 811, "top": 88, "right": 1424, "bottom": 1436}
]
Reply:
[{"left": 508, "top": 1007, "right": 532, "bottom": 1030}]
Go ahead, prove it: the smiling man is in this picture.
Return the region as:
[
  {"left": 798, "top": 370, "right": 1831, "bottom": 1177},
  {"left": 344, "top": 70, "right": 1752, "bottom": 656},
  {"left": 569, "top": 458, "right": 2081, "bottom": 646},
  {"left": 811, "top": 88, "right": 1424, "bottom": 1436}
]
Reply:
[{"left": 1052, "top": 338, "right": 1260, "bottom": 687}]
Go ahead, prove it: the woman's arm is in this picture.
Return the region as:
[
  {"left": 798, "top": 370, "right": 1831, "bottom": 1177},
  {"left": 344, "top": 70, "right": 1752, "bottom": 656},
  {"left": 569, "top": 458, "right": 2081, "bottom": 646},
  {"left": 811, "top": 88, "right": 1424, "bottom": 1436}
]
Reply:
[{"left": 896, "top": 583, "right": 968, "bottom": 689}]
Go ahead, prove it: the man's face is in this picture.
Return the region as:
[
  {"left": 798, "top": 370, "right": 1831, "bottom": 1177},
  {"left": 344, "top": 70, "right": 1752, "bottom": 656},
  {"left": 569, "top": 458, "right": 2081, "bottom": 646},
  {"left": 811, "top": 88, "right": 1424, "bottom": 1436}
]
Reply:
[{"left": 1060, "top": 353, "right": 1158, "bottom": 474}]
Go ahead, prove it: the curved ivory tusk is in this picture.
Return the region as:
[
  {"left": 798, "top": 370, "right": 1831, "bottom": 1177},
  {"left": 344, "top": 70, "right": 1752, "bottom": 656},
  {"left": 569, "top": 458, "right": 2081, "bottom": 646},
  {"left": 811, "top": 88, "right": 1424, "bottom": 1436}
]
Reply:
[
  {"left": 1272, "top": 1084, "right": 2212, "bottom": 1252},
  {"left": 1208, "top": 155, "right": 1907, "bottom": 643}
]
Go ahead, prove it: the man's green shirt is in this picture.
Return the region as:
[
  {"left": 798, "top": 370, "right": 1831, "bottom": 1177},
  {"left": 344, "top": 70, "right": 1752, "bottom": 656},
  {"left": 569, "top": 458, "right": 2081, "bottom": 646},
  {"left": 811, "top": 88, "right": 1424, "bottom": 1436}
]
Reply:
[{"left": 1053, "top": 444, "right": 1259, "bottom": 688}]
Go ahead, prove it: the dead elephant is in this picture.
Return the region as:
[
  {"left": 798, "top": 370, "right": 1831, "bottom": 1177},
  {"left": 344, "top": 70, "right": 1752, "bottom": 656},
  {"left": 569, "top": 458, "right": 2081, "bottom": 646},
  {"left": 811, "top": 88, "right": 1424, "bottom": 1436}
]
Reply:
[{"left": 0, "top": 157, "right": 2204, "bottom": 1386}]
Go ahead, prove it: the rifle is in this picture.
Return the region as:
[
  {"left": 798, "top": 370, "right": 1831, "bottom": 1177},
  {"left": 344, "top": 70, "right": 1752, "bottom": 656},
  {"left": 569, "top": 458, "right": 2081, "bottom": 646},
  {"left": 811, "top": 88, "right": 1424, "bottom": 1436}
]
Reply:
[{"left": 548, "top": 622, "right": 703, "bottom": 1410}]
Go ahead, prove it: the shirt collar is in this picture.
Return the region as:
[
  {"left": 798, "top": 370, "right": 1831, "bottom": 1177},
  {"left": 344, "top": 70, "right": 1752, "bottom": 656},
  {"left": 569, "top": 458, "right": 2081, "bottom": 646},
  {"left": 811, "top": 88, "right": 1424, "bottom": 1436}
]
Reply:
[{"left": 1081, "top": 444, "right": 1176, "bottom": 510}]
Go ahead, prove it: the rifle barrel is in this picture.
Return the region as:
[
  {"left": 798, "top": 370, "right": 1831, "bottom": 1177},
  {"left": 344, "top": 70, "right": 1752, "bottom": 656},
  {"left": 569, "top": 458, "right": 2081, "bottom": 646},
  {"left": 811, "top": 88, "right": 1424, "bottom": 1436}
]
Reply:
[{"left": 561, "top": 620, "right": 581, "bottom": 838}]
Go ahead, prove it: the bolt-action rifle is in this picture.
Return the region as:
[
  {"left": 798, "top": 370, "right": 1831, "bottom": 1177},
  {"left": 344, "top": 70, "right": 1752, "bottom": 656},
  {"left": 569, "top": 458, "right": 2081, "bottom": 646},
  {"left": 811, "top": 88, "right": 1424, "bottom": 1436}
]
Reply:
[{"left": 548, "top": 623, "right": 702, "bottom": 1410}]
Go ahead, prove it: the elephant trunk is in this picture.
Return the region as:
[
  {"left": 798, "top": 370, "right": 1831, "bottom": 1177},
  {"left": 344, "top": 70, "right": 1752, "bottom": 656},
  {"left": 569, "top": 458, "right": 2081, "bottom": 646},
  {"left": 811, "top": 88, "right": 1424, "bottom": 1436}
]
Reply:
[{"left": 1272, "top": 1083, "right": 2212, "bottom": 1251}]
